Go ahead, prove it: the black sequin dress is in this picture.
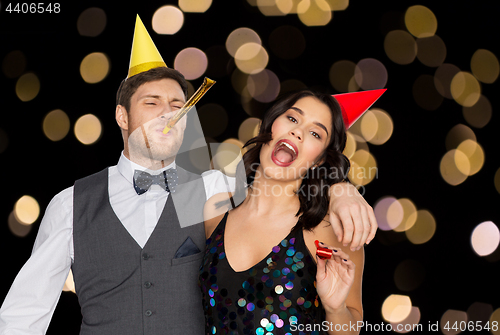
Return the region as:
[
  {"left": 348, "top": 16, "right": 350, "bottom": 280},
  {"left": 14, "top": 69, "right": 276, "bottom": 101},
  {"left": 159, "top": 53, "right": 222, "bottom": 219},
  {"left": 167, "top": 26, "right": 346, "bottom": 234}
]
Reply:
[{"left": 199, "top": 212, "right": 326, "bottom": 335}]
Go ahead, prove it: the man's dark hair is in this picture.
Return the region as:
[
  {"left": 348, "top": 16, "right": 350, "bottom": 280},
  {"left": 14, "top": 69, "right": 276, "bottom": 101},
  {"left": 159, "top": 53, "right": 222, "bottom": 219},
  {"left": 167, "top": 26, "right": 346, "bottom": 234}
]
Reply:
[{"left": 116, "top": 67, "right": 188, "bottom": 112}]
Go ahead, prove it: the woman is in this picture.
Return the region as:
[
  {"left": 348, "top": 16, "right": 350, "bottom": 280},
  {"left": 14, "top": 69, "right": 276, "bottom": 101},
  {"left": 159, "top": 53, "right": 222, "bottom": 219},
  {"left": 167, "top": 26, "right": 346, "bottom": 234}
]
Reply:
[{"left": 199, "top": 90, "right": 364, "bottom": 335}]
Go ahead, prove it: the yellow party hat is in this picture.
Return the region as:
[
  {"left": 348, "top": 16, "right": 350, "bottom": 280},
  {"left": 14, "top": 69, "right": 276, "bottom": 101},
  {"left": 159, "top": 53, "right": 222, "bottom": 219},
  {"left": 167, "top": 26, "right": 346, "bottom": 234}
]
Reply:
[{"left": 127, "top": 15, "right": 167, "bottom": 78}]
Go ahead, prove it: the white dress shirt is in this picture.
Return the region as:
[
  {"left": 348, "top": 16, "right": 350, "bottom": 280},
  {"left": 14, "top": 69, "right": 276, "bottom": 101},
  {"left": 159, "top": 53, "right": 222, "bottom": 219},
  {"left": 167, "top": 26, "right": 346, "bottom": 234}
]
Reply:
[{"left": 0, "top": 153, "right": 234, "bottom": 335}]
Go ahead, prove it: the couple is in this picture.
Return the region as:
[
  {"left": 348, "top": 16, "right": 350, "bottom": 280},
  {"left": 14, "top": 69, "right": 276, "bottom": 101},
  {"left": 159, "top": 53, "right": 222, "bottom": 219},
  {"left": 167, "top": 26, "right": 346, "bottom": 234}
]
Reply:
[{"left": 0, "top": 16, "right": 379, "bottom": 335}]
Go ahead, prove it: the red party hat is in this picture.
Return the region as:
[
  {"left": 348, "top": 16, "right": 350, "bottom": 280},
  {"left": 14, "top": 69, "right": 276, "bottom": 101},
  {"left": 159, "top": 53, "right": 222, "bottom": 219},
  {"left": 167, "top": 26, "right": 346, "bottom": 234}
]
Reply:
[{"left": 333, "top": 89, "right": 387, "bottom": 129}]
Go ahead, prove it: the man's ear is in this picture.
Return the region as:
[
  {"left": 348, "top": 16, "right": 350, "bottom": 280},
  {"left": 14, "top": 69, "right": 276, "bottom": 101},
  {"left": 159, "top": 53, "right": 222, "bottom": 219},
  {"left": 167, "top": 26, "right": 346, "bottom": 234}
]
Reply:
[{"left": 116, "top": 105, "right": 128, "bottom": 131}]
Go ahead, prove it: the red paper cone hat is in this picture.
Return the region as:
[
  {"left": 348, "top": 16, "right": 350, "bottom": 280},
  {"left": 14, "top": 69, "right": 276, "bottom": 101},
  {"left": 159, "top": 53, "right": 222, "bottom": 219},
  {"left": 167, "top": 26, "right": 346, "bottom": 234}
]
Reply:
[{"left": 333, "top": 89, "right": 387, "bottom": 129}]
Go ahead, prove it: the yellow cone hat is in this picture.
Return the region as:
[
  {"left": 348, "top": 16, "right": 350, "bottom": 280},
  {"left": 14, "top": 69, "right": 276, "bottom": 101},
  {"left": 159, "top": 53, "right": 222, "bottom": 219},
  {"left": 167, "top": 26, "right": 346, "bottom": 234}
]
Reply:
[{"left": 127, "top": 15, "right": 167, "bottom": 78}]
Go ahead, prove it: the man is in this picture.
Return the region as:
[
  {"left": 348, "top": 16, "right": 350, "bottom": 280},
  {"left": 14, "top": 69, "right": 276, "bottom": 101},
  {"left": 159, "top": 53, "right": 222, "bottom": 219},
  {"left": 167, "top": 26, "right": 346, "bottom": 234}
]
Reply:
[{"left": 0, "top": 15, "right": 377, "bottom": 334}]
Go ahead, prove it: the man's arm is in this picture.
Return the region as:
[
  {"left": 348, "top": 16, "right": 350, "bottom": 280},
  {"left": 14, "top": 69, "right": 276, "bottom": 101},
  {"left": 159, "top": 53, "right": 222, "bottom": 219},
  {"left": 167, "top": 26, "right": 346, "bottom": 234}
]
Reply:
[
  {"left": 0, "top": 187, "right": 74, "bottom": 335},
  {"left": 328, "top": 182, "right": 378, "bottom": 252}
]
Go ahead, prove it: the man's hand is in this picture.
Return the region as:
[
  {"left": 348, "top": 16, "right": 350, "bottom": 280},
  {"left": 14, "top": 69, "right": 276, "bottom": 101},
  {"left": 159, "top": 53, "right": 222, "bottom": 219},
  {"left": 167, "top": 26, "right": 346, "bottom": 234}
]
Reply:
[{"left": 329, "top": 182, "right": 377, "bottom": 251}]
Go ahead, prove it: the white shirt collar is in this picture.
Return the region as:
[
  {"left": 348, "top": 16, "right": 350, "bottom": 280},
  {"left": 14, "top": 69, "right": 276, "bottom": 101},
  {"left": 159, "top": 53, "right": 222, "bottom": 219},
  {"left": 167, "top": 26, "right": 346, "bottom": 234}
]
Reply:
[{"left": 117, "top": 151, "right": 176, "bottom": 185}]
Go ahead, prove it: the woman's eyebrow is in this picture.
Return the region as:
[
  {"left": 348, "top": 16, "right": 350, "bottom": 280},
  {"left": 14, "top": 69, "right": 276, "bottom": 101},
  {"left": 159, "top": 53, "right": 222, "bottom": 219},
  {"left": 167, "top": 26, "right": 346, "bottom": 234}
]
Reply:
[{"left": 290, "top": 107, "right": 329, "bottom": 136}]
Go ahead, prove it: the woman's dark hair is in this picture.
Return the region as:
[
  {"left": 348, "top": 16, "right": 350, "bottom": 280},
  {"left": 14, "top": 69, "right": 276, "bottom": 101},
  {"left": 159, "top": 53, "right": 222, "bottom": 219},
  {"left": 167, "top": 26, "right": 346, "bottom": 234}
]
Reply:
[
  {"left": 232, "top": 89, "right": 350, "bottom": 232},
  {"left": 116, "top": 67, "right": 188, "bottom": 112}
]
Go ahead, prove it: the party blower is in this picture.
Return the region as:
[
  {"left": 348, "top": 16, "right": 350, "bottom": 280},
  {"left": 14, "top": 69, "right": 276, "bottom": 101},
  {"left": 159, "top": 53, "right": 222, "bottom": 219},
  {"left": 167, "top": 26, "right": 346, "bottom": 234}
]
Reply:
[{"left": 162, "top": 77, "right": 216, "bottom": 134}]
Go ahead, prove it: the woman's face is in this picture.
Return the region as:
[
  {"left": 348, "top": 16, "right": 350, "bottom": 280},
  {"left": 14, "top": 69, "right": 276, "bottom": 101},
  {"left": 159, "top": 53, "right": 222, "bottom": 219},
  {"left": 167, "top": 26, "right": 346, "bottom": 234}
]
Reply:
[{"left": 259, "top": 96, "right": 333, "bottom": 181}]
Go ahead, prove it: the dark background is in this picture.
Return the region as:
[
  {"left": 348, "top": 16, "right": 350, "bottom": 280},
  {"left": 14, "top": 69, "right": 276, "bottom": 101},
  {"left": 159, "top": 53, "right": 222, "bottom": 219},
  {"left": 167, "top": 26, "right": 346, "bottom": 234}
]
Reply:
[{"left": 1, "top": 0, "right": 499, "bottom": 333}]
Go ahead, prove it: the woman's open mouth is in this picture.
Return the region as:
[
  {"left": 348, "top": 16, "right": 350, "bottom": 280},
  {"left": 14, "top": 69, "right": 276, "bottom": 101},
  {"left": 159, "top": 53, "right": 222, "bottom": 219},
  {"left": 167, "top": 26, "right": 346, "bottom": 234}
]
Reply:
[{"left": 271, "top": 139, "right": 298, "bottom": 167}]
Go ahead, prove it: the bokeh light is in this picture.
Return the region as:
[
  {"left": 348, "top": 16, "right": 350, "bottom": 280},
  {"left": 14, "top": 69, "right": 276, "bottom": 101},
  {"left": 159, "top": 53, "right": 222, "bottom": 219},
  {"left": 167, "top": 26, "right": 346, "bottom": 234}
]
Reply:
[
  {"left": 445, "top": 124, "right": 476, "bottom": 151},
  {"left": 359, "top": 110, "right": 378, "bottom": 142},
  {"left": 471, "top": 221, "right": 499, "bottom": 256},
  {"left": 434, "top": 63, "right": 460, "bottom": 99},
  {"left": 495, "top": 168, "right": 500, "bottom": 195},
  {"left": 269, "top": 25, "right": 306, "bottom": 60},
  {"left": 8, "top": 211, "right": 32, "bottom": 237},
  {"left": 381, "top": 294, "right": 412, "bottom": 323},
  {"left": 226, "top": 28, "right": 262, "bottom": 57},
  {"left": 366, "top": 109, "right": 393, "bottom": 145},
  {"left": 2, "top": 50, "right": 26, "bottom": 78},
  {"left": 179, "top": 0, "right": 212, "bottom": 12},
  {"left": 329, "top": 60, "right": 356, "bottom": 93},
  {"left": 152, "top": 6, "right": 184, "bottom": 35},
  {"left": 440, "top": 310, "right": 467, "bottom": 335},
  {"left": 394, "top": 259, "right": 425, "bottom": 291},
  {"left": 391, "top": 307, "right": 421, "bottom": 333},
  {"left": 198, "top": 103, "right": 228, "bottom": 138},
  {"left": 212, "top": 139, "right": 244, "bottom": 176},
  {"left": 462, "top": 95, "right": 492, "bottom": 128},
  {"left": 374, "top": 196, "right": 401, "bottom": 231},
  {"left": 490, "top": 308, "right": 500, "bottom": 335},
  {"left": 348, "top": 150, "right": 377, "bottom": 186},
  {"left": 405, "top": 209, "right": 436, "bottom": 244},
  {"left": 14, "top": 195, "right": 40, "bottom": 225},
  {"left": 74, "top": 114, "right": 102, "bottom": 145},
  {"left": 247, "top": 69, "right": 280, "bottom": 103},
  {"left": 43, "top": 109, "right": 70, "bottom": 142},
  {"left": 325, "top": 0, "right": 348, "bottom": 11},
  {"left": 416, "top": 35, "right": 446, "bottom": 67},
  {"left": 354, "top": 58, "right": 388, "bottom": 90},
  {"left": 405, "top": 5, "right": 437, "bottom": 38},
  {"left": 392, "top": 198, "right": 417, "bottom": 232},
  {"left": 342, "top": 131, "right": 356, "bottom": 159},
  {"left": 297, "top": 0, "right": 332, "bottom": 26},
  {"left": 174, "top": 47, "right": 208, "bottom": 80},
  {"left": 257, "top": 0, "right": 291, "bottom": 16},
  {"left": 205, "top": 45, "right": 231, "bottom": 78},
  {"left": 77, "top": 7, "right": 106, "bottom": 37},
  {"left": 470, "top": 49, "right": 499, "bottom": 84},
  {"left": 456, "top": 139, "right": 484, "bottom": 176},
  {"left": 235, "top": 43, "right": 269, "bottom": 74},
  {"left": 440, "top": 149, "right": 468, "bottom": 186},
  {"left": 231, "top": 68, "right": 250, "bottom": 95},
  {"left": 16, "top": 72, "right": 40, "bottom": 102},
  {"left": 467, "top": 302, "right": 493, "bottom": 327},
  {"left": 238, "top": 117, "right": 261, "bottom": 145},
  {"left": 450, "top": 71, "right": 481, "bottom": 107},
  {"left": 384, "top": 30, "right": 417, "bottom": 65},
  {"left": 413, "top": 74, "right": 443, "bottom": 110},
  {"left": 80, "top": 52, "right": 110, "bottom": 84}
]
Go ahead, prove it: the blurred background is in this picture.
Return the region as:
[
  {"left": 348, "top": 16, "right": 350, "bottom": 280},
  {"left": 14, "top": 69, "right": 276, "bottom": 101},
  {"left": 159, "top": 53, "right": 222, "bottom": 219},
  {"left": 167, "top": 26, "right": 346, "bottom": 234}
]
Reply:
[{"left": 1, "top": 0, "right": 499, "bottom": 334}]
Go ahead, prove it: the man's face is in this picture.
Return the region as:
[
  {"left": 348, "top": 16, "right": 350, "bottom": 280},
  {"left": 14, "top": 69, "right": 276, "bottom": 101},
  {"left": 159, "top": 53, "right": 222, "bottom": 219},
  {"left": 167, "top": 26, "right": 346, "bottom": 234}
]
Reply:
[{"left": 124, "top": 78, "right": 187, "bottom": 166}]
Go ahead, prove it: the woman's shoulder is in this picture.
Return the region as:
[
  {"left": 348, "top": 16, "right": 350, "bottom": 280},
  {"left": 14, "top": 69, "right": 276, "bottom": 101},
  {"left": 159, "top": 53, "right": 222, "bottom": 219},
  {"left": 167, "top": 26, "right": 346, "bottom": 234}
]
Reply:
[{"left": 204, "top": 192, "right": 233, "bottom": 238}]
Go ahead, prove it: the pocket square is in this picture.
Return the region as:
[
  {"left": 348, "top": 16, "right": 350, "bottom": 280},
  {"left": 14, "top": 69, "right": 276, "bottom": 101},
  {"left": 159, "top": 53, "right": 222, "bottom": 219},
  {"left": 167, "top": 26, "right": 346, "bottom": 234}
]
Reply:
[{"left": 174, "top": 237, "right": 201, "bottom": 258}]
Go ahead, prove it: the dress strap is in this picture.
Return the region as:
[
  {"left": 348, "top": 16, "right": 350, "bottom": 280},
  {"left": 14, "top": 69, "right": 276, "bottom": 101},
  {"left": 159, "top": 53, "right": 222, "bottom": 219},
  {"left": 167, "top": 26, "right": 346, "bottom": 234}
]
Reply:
[{"left": 207, "top": 211, "right": 229, "bottom": 240}]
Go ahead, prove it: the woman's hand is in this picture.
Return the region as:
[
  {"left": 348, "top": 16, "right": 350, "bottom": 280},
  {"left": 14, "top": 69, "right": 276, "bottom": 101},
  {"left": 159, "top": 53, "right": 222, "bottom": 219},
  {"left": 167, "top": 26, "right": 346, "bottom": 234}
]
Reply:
[
  {"left": 329, "top": 182, "right": 377, "bottom": 251},
  {"left": 315, "top": 241, "right": 356, "bottom": 314}
]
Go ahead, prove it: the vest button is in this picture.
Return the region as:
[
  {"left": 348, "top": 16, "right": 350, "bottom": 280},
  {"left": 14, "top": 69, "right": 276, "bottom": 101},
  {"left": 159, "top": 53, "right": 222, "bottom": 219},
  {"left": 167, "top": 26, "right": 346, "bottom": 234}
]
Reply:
[
  {"left": 142, "top": 253, "right": 150, "bottom": 260},
  {"left": 145, "top": 310, "right": 153, "bottom": 317},
  {"left": 144, "top": 281, "right": 152, "bottom": 288}
]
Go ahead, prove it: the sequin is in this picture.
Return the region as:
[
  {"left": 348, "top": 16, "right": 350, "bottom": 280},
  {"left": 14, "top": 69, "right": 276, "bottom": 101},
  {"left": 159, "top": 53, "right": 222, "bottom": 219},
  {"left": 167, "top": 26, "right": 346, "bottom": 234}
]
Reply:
[
  {"left": 209, "top": 289, "right": 214, "bottom": 297},
  {"left": 295, "top": 252, "right": 304, "bottom": 259},
  {"left": 275, "top": 285, "right": 284, "bottom": 294},
  {"left": 243, "top": 281, "right": 250, "bottom": 289},
  {"left": 238, "top": 298, "right": 246, "bottom": 307},
  {"left": 289, "top": 316, "right": 298, "bottom": 324},
  {"left": 219, "top": 252, "right": 226, "bottom": 259},
  {"left": 256, "top": 327, "right": 264, "bottom": 335},
  {"left": 247, "top": 303, "right": 255, "bottom": 311},
  {"left": 276, "top": 319, "right": 284, "bottom": 328},
  {"left": 265, "top": 296, "right": 273, "bottom": 304},
  {"left": 289, "top": 237, "right": 296, "bottom": 245},
  {"left": 272, "top": 245, "right": 280, "bottom": 253},
  {"left": 303, "top": 301, "right": 312, "bottom": 308},
  {"left": 211, "top": 284, "right": 219, "bottom": 292},
  {"left": 260, "top": 318, "right": 269, "bottom": 327},
  {"left": 282, "top": 267, "right": 290, "bottom": 275},
  {"left": 272, "top": 270, "right": 281, "bottom": 278},
  {"left": 289, "top": 308, "right": 297, "bottom": 315},
  {"left": 286, "top": 248, "right": 295, "bottom": 257},
  {"left": 265, "top": 323, "right": 274, "bottom": 331},
  {"left": 270, "top": 314, "right": 278, "bottom": 323},
  {"left": 210, "top": 246, "right": 217, "bottom": 253},
  {"left": 249, "top": 268, "right": 257, "bottom": 276},
  {"left": 266, "top": 305, "right": 274, "bottom": 312},
  {"left": 281, "top": 240, "right": 288, "bottom": 247},
  {"left": 297, "top": 297, "right": 305, "bottom": 305},
  {"left": 211, "top": 326, "right": 216, "bottom": 334},
  {"left": 261, "top": 275, "right": 269, "bottom": 282},
  {"left": 265, "top": 279, "right": 274, "bottom": 287},
  {"left": 210, "top": 298, "right": 215, "bottom": 307},
  {"left": 285, "top": 281, "right": 294, "bottom": 290},
  {"left": 283, "top": 299, "right": 292, "bottom": 308},
  {"left": 285, "top": 257, "right": 293, "bottom": 265}
]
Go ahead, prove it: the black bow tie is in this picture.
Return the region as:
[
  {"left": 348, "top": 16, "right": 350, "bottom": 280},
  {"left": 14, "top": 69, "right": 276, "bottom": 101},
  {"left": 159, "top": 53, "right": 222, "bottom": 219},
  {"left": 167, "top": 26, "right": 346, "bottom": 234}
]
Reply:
[{"left": 133, "top": 168, "right": 178, "bottom": 195}]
